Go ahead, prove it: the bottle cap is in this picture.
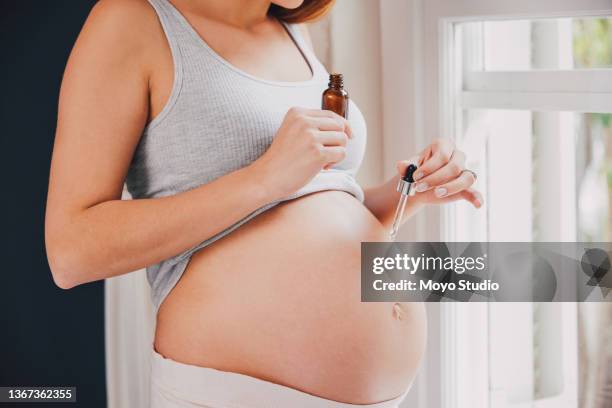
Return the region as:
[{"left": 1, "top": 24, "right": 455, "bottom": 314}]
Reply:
[
  {"left": 403, "top": 164, "right": 418, "bottom": 183},
  {"left": 329, "top": 73, "right": 343, "bottom": 88}
]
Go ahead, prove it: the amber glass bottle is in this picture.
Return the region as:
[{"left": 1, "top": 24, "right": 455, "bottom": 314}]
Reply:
[{"left": 321, "top": 73, "right": 349, "bottom": 119}]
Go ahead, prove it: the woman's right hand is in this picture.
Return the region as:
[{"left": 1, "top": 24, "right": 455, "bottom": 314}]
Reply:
[{"left": 251, "top": 107, "right": 353, "bottom": 200}]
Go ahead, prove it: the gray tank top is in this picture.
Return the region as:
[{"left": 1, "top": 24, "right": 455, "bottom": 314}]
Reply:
[{"left": 127, "top": 0, "right": 367, "bottom": 311}]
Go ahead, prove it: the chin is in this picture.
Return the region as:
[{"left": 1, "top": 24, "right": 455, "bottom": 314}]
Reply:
[{"left": 273, "top": 0, "right": 305, "bottom": 10}]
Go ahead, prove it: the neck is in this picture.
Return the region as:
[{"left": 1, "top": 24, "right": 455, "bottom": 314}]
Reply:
[{"left": 177, "top": 0, "right": 272, "bottom": 28}]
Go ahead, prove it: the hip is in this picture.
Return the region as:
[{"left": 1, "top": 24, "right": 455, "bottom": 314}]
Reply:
[{"left": 150, "top": 349, "right": 410, "bottom": 408}]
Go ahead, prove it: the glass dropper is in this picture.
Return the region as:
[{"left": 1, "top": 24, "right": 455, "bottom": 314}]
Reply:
[{"left": 389, "top": 164, "right": 418, "bottom": 241}]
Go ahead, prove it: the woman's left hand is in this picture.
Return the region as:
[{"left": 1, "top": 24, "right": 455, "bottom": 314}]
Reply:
[{"left": 398, "top": 138, "right": 483, "bottom": 208}]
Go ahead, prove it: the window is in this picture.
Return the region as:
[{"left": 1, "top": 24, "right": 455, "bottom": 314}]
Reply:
[{"left": 443, "top": 15, "right": 612, "bottom": 408}]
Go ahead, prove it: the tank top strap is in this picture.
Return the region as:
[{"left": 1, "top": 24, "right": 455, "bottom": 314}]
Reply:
[
  {"left": 147, "top": 0, "right": 196, "bottom": 55},
  {"left": 282, "top": 23, "right": 307, "bottom": 51},
  {"left": 281, "top": 22, "right": 328, "bottom": 80}
]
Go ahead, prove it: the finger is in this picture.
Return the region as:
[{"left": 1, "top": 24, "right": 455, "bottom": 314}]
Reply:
[
  {"left": 431, "top": 168, "right": 475, "bottom": 198},
  {"left": 316, "top": 131, "right": 348, "bottom": 147},
  {"left": 434, "top": 189, "right": 483, "bottom": 208},
  {"left": 413, "top": 151, "right": 447, "bottom": 181},
  {"left": 417, "top": 187, "right": 483, "bottom": 208},
  {"left": 414, "top": 150, "right": 465, "bottom": 192},
  {"left": 307, "top": 109, "right": 353, "bottom": 138},
  {"left": 416, "top": 146, "right": 432, "bottom": 168},
  {"left": 413, "top": 143, "right": 453, "bottom": 181},
  {"left": 445, "top": 188, "right": 483, "bottom": 208},
  {"left": 306, "top": 108, "right": 344, "bottom": 118},
  {"left": 313, "top": 110, "right": 353, "bottom": 138},
  {"left": 396, "top": 156, "right": 421, "bottom": 176},
  {"left": 321, "top": 145, "right": 346, "bottom": 166},
  {"left": 310, "top": 116, "right": 350, "bottom": 136}
]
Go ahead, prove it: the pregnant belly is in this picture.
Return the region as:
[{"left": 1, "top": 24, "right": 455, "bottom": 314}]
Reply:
[{"left": 154, "top": 191, "right": 427, "bottom": 404}]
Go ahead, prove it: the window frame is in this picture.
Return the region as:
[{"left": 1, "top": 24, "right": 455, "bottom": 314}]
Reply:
[
  {"left": 440, "top": 10, "right": 611, "bottom": 408},
  {"left": 379, "top": 2, "right": 612, "bottom": 408},
  {"left": 462, "top": 71, "right": 612, "bottom": 112}
]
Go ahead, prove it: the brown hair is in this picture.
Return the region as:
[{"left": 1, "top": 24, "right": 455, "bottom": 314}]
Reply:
[{"left": 268, "top": 0, "right": 335, "bottom": 24}]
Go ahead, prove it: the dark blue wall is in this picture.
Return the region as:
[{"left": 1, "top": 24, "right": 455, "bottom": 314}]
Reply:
[{"left": 0, "top": 1, "right": 106, "bottom": 407}]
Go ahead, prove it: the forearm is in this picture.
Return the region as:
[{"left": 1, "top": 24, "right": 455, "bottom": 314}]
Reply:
[
  {"left": 46, "top": 164, "right": 273, "bottom": 288},
  {"left": 363, "top": 175, "right": 423, "bottom": 230}
]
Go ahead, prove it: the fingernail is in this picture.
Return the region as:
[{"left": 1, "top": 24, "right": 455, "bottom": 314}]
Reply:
[
  {"left": 435, "top": 187, "right": 447, "bottom": 197},
  {"left": 414, "top": 171, "right": 423, "bottom": 180},
  {"left": 474, "top": 199, "right": 482, "bottom": 208},
  {"left": 416, "top": 182, "right": 429, "bottom": 192}
]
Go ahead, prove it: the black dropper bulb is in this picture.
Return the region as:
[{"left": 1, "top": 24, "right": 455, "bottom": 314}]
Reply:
[{"left": 403, "top": 164, "right": 418, "bottom": 183}]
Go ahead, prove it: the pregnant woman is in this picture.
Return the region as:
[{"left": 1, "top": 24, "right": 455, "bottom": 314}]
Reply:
[{"left": 45, "top": 0, "right": 482, "bottom": 406}]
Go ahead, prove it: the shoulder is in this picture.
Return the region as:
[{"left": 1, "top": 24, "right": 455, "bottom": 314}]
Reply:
[
  {"left": 89, "top": 0, "right": 157, "bottom": 26},
  {"left": 81, "top": 0, "right": 164, "bottom": 58},
  {"left": 72, "top": 0, "right": 167, "bottom": 76},
  {"left": 87, "top": 0, "right": 158, "bottom": 32}
]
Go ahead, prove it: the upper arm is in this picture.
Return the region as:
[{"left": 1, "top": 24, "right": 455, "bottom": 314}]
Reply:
[{"left": 47, "top": 0, "right": 157, "bottom": 225}]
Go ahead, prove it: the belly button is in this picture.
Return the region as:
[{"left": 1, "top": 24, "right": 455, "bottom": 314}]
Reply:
[{"left": 392, "top": 303, "right": 404, "bottom": 321}]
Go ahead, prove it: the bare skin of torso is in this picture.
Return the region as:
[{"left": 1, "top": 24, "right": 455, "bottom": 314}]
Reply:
[
  {"left": 156, "top": 193, "right": 427, "bottom": 403},
  {"left": 146, "top": 1, "right": 427, "bottom": 404}
]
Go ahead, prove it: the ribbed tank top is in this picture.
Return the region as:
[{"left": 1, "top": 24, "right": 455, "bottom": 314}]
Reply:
[{"left": 127, "top": 0, "right": 367, "bottom": 311}]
